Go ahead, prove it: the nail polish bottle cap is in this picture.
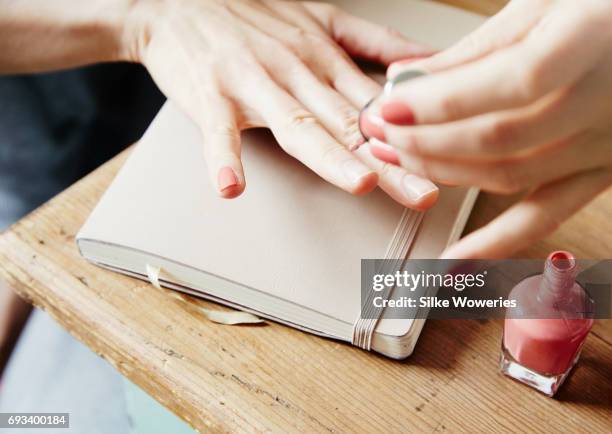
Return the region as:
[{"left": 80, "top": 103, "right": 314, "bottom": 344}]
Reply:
[{"left": 383, "top": 69, "right": 427, "bottom": 95}]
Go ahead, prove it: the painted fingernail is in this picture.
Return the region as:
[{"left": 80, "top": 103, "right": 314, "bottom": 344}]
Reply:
[
  {"left": 342, "top": 159, "right": 373, "bottom": 185},
  {"left": 369, "top": 139, "right": 400, "bottom": 165},
  {"left": 402, "top": 174, "right": 438, "bottom": 202},
  {"left": 217, "top": 166, "right": 238, "bottom": 192},
  {"left": 381, "top": 101, "right": 416, "bottom": 126}
]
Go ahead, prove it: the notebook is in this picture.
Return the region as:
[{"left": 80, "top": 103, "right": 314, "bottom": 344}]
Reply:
[{"left": 77, "top": 0, "right": 484, "bottom": 359}]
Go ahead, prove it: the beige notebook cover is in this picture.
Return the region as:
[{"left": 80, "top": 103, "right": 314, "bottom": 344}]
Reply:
[{"left": 77, "top": 0, "right": 484, "bottom": 359}]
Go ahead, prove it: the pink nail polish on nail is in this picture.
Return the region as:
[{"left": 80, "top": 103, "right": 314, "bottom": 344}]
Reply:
[
  {"left": 381, "top": 101, "right": 416, "bottom": 126},
  {"left": 500, "top": 251, "right": 594, "bottom": 397},
  {"left": 369, "top": 140, "right": 400, "bottom": 165},
  {"left": 218, "top": 166, "right": 238, "bottom": 192}
]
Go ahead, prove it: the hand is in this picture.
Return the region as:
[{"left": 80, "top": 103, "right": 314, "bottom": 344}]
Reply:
[
  {"left": 376, "top": 0, "right": 612, "bottom": 258},
  {"left": 127, "top": 0, "right": 439, "bottom": 208}
]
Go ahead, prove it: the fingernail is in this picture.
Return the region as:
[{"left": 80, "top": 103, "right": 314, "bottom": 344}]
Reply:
[
  {"left": 217, "top": 166, "right": 238, "bottom": 192},
  {"left": 359, "top": 107, "right": 386, "bottom": 142},
  {"left": 402, "top": 174, "right": 438, "bottom": 202},
  {"left": 342, "top": 159, "right": 373, "bottom": 185},
  {"left": 369, "top": 139, "right": 400, "bottom": 165},
  {"left": 381, "top": 101, "right": 416, "bottom": 126}
]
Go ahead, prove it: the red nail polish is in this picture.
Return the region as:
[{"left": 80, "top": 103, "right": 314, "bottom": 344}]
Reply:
[
  {"left": 359, "top": 108, "right": 386, "bottom": 142},
  {"left": 369, "top": 140, "right": 400, "bottom": 165},
  {"left": 218, "top": 166, "right": 238, "bottom": 192},
  {"left": 381, "top": 101, "right": 416, "bottom": 126},
  {"left": 501, "top": 251, "right": 594, "bottom": 397}
]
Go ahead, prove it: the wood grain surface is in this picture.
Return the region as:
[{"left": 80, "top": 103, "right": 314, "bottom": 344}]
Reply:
[{"left": 1, "top": 0, "right": 611, "bottom": 432}]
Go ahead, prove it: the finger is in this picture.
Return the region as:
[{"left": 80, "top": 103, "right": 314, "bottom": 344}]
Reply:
[
  {"left": 302, "top": 2, "right": 433, "bottom": 65},
  {"left": 394, "top": 133, "right": 610, "bottom": 194},
  {"left": 353, "top": 142, "right": 439, "bottom": 210},
  {"left": 248, "top": 37, "right": 436, "bottom": 206},
  {"left": 386, "top": 0, "right": 550, "bottom": 78},
  {"left": 369, "top": 139, "right": 400, "bottom": 165},
  {"left": 253, "top": 41, "right": 365, "bottom": 150},
  {"left": 239, "top": 70, "right": 378, "bottom": 194},
  {"left": 382, "top": 7, "right": 606, "bottom": 125},
  {"left": 382, "top": 81, "right": 594, "bottom": 160},
  {"left": 328, "top": 55, "right": 382, "bottom": 108},
  {"left": 259, "top": 0, "right": 332, "bottom": 37},
  {"left": 242, "top": 8, "right": 381, "bottom": 115},
  {"left": 199, "top": 94, "right": 245, "bottom": 199},
  {"left": 440, "top": 168, "right": 612, "bottom": 259}
]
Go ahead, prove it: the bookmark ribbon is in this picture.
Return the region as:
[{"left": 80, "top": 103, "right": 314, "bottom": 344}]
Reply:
[
  {"left": 145, "top": 264, "right": 264, "bottom": 325},
  {"left": 351, "top": 209, "right": 424, "bottom": 350}
]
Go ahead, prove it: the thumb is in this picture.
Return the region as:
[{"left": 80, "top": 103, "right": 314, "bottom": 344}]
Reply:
[
  {"left": 387, "top": 0, "right": 549, "bottom": 79},
  {"left": 441, "top": 169, "right": 612, "bottom": 259}
]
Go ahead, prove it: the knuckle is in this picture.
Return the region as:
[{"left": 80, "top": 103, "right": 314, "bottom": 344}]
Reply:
[
  {"left": 399, "top": 132, "right": 422, "bottom": 155},
  {"left": 290, "top": 26, "right": 309, "bottom": 42},
  {"left": 438, "top": 95, "right": 463, "bottom": 121},
  {"left": 320, "top": 144, "right": 346, "bottom": 164},
  {"left": 485, "top": 119, "right": 520, "bottom": 149},
  {"left": 516, "top": 63, "right": 544, "bottom": 101},
  {"left": 403, "top": 153, "right": 430, "bottom": 180},
  {"left": 304, "top": 32, "right": 334, "bottom": 52},
  {"left": 337, "top": 106, "right": 360, "bottom": 138},
  {"left": 209, "top": 124, "right": 240, "bottom": 141},
  {"left": 234, "top": 51, "right": 261, "bottom": 72},
  {"left": 527, "top": 198, "right": 562, "bottom": 235},
  {"left": 285, "top": 108, "right": 319, "bottom": 129},
  {"left": 285, "top": 28, "right": 313, "bottom": 52},
  {"left": 490, "top": 160, "right": 523, "bottom": 194}
]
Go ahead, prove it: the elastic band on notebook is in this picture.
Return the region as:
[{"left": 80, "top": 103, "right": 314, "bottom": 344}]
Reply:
[{"left": 351, "top": 209, "right": 424, "bottom": 350}]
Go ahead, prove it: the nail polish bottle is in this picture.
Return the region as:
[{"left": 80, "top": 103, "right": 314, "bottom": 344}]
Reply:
[{"left": 500, "top": 251, "right": 594, "bottom": 397}]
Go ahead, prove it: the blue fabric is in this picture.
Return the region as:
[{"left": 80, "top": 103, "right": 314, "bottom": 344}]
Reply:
[{"left": 0, "top": 63, "right": 164, "bottom": 227}]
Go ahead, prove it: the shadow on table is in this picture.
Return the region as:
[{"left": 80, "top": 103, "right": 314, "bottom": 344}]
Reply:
[{"left": 556, "top": 353, "right": 612, "bottom": 409}]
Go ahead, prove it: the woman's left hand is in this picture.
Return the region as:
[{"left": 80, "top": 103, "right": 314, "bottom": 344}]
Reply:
[{"left": 375, "top": 0, "right": 612, "bottom": 258}]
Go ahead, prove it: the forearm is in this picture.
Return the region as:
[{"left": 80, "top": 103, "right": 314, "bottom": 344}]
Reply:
[{"left": 0, "top": 0, "right": 142, "bottom": 74}]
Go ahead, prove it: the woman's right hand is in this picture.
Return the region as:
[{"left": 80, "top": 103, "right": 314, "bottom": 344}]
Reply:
[{"left": 125, "top": 0, "right": 439, "bottom": 208}]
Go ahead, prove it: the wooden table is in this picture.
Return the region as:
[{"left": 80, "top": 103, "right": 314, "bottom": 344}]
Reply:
[{"left": 1, "top": 1, "right": 611, "bottom": 432}]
